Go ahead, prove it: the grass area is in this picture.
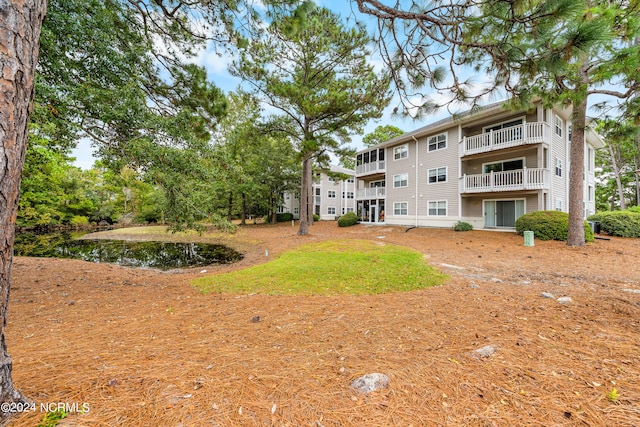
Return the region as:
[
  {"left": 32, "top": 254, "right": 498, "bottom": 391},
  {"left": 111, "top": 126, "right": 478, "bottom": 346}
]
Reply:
[{"left": 193, "top": 240, "right": 448, "bottom": 295}]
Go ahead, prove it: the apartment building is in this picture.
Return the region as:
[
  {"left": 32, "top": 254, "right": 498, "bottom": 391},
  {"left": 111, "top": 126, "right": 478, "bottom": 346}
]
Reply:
[
  {"left": 355, "top": 101, "right": 604, "bottom": 228},
  {"left": 279, "top": 165, "right": 356, "bottom": 220}
]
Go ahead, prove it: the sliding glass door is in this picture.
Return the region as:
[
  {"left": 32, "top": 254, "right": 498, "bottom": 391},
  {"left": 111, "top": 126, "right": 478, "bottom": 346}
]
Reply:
[{"left": 484, "top": 200, "right": 525, "bottom": 228}]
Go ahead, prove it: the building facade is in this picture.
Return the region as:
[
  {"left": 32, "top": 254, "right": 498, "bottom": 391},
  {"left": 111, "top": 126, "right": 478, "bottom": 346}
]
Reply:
[
  {"left": 279, "top": 166, "right": 356, "bottom": 220},
  {"left": 355, "top": 101, "right": 604, "bottom": 228}
]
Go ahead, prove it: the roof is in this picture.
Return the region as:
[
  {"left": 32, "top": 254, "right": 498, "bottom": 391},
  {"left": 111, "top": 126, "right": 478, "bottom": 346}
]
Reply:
[
  {"left": 359, "top": 99, "right": 510, "bottom": 152},
  {"left": 359, "top": 99, "right": 606, "bottom": 152}
]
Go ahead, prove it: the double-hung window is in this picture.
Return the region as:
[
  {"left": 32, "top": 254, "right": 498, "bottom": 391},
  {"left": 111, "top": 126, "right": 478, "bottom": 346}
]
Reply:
[
  {"left": 394, "top": 202, "right": 408, "bottom": 215},
  {"left": 428, "top": 167, "right": 447, "bottom": 183},
  {"left": 428, "top": 201, "right": 447, "bottom": 216},
  {"left": 555, "top": 158, "right": 563, "bottom": 177},
  {"left": 393, "top": 173, "right": 408, "bottom": 188},
  {"left": 554, "top": 115, "right": 563, "bottom": 137},
  {"left": 393, "top": 144, "right": 408, "bottom": 160},
  {"left": 428, "top": 134, "right": 447, "bottom": 152}
]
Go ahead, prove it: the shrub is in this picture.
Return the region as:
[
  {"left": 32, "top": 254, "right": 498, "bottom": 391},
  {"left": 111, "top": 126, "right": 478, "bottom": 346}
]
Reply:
[
  {"left": 515, "top": 210, "right": 594, "bottom": 242},
  {"left": 313, "top": 214, "right": 320, "bottom": 222},
  {"left": 69, "top": 215, "right": 89, "bottom": 226},
  {"left": 337, "top": 212, "right": 359, "bottom": 227},
  {"left": 453, "top": 221, "right": 473, "bottom": 232},
  {"left": 588, "top": 210, "right": 640, "bottom": 237},
  {"left": 276, "top": 213, "right": 294, "bottom": 222}
]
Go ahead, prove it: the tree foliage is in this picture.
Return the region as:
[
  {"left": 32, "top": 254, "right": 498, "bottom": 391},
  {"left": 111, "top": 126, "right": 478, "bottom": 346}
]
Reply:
[
  {"left": 362, "top": 125, "right": 405, "bottom": 147},
  {"left": 595, "top": 118, "right": 640, "bottom": 210},
  {"left": 232, "top": 5, "right": 392, "bottom": 235}
]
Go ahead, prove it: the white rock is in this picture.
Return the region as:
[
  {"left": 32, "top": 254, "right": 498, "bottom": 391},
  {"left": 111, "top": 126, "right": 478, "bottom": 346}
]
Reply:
[
  {"left": 557, "top": 296, "right": 572, "bottom": 305},
  {"left": 473, "top": 344, "right": 498, "bottom": 358},
  {"left": 350, "top": 373, "right": 389, "bottom": 393}
]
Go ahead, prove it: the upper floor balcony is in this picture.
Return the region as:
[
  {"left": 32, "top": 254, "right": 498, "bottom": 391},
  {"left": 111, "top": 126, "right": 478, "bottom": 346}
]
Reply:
[
  {"left": 355, "top": 187, "right": 386, "bottom": 200},
  {"left": 356, "top": 147, "right": 386, "bottom": 177},
  {"left": 460, "top": 167, "right": 550, "bottom": 194},
  {"left": 460, "top": 122, "right": 551, "bottom": 157},
  {"left": 355, "top": 160, "right": 386, "bottom": 177}
]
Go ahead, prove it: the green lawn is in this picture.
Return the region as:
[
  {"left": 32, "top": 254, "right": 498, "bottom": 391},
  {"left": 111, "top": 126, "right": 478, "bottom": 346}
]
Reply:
[{"left": 193, "top": 239, "right": 448, "bottom": 295}]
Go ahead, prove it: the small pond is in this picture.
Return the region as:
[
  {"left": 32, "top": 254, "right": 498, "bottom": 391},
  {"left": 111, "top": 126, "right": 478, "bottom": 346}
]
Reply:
[{"left": 14, "top": 232, "right": 243, "bottom": 270}]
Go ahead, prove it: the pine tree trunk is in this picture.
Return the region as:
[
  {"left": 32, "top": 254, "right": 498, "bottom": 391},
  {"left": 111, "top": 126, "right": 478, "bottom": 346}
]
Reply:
[
  {"left": 567, "top": 98, "right": 587, "bottom": 246},
  {"left": 636, "top": 136, "right": 640, "bottom": 206},
  {"left": 227, "top": 191, "right": 233, "bottom": 221},
  {"left": 0, "top": 0, "right": 48, "bottom": 419},
  {"left": 608, "top": 143, "right": 626, "bottom": 210},
  {"left": 240, "top": 193, "right": 246, "bottom": 225},
  {"left": 298, "top": 155, "right": 312, "bottom": 235}
]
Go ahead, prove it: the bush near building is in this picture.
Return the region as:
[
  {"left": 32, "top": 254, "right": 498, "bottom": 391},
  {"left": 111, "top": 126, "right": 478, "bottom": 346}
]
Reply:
[
  {"left": 337, "top": 212, "right": 359, "bottom": 227},
  {"left": 587, "top": 210, "right": 640, "bottom": 238},
  {"left": 276, "top": 213, "right": 294, "bottom": 222},
  {"left": 453, "top": 221, "right": 473, "bottom": 231},
  {"left": 515, "top": 211, "right": 594, "bottom": 242}
]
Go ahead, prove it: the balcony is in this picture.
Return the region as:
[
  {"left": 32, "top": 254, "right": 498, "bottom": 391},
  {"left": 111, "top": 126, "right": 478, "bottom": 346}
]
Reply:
[
  {"left": 460, "top": 168, "right": 550, "bottom": 194},
  {"left": 460, "top": 122, "right": 550, "bottom": 157},
  {"left": 355, "top": 160, "right": 386, "bottom": 177},
  {"left": 356, "top": 187, "right": 386, "bottom": 200}
]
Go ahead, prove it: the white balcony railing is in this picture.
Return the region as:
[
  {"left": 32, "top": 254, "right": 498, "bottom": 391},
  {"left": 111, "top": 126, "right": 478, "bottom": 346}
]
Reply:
[
  {"left": 355, "top": 160, "right": 386, "bottom": 176},
  {"left": 355, "top": 187, "right": 386, "bottom": 200},
  {"left": 460, "top": 168, "right": 550, "bottom": 193},
  {"left": 461, "top": 122, "right": 550, "bottom": 156}
]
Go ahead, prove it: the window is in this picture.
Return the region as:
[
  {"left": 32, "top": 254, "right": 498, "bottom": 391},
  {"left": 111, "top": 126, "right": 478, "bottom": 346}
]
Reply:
[
  {"left": 394, "top": 202, "right": 408, "bottom": 215},
  {"left": 327, "top": 176, "right": 336, "bottom": 182},
  {"left": 285, "top": 194, "right": 290, "bottom": 200},
  {"left": 587, "top": 148, "right": 594, "bottom": 171},
  {"left": 343, "top": 191, "right": 354, "bottom": 199},
  {"left": 589, "top": 185, "right": 594, "bottom": 202},
  {"left": 555, "top": 158, "right": 563, "bottom": 177},
  {"left": 428, "top": 200, "right": 447, "bottom": 216},
  {"left": 393, "top": 173, "right": 408, "bottom": 188},
  {"left": 428, "top": 167, "right": 447, "bottom": 183},
  {"left": 555, "top": 198, "right": 563, "bottom": 211},
  {"left": 314, "top": 187, "right": 321, "bottom": 196},
  {"left": 393, "top": 144, "right": 408, "bottom": 160},
  {"left": 428, "top": 134, "right": 447, "bottom": 151},
  {"left": 327, "top": 190, "right": 336, "bottom": 198},
  {"left": 347, "top": 176, "right": 355, "bottom": 183},
  {"left": 327, "top": 207, "right": 336, "bottom": 215},
  {"left": 346, "top": 207, "right": 354, "bottom": 213},
  {"left": 294, "top": 207, "right": 299, "bottom": 214},
  {"left": 554, "top": 115, "right": 563, "bottom": 137},
  {"left": 483, "top": 158, "right": 524, "bottom": 173},
  {"left": 484, "top": 118, "right": 523, "bottom": 132}
]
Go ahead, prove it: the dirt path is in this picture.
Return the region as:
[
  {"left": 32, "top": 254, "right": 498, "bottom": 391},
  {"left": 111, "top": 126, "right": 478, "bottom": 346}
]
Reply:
[{"left": 7, "top": 222, "right": 640, "bottom": 426}]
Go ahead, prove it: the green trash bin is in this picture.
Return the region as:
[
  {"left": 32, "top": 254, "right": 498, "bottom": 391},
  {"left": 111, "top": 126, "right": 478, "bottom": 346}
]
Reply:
[{"left": 524, "top": 230, "right": 534, "bottom": 247}]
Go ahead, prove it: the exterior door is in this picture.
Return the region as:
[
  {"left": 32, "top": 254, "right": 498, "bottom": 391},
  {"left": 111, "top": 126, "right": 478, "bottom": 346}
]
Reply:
[
  {"left": 369, "top": 205, "right": 377, "bottom": 223},
  {"left": 485, "top": 200, "right": 525, "bottom": 228}
]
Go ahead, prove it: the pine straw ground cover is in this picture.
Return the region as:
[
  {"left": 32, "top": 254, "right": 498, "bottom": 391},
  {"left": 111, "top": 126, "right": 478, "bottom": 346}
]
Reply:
[{"left": 7, "top": 221, "right": 640, "bottom": 426}]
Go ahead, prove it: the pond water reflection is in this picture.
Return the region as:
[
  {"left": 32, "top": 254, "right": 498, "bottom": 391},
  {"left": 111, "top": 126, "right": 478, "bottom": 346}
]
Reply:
[{"left": 14, "top": 232, "right": 243, "bottom": 270}]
